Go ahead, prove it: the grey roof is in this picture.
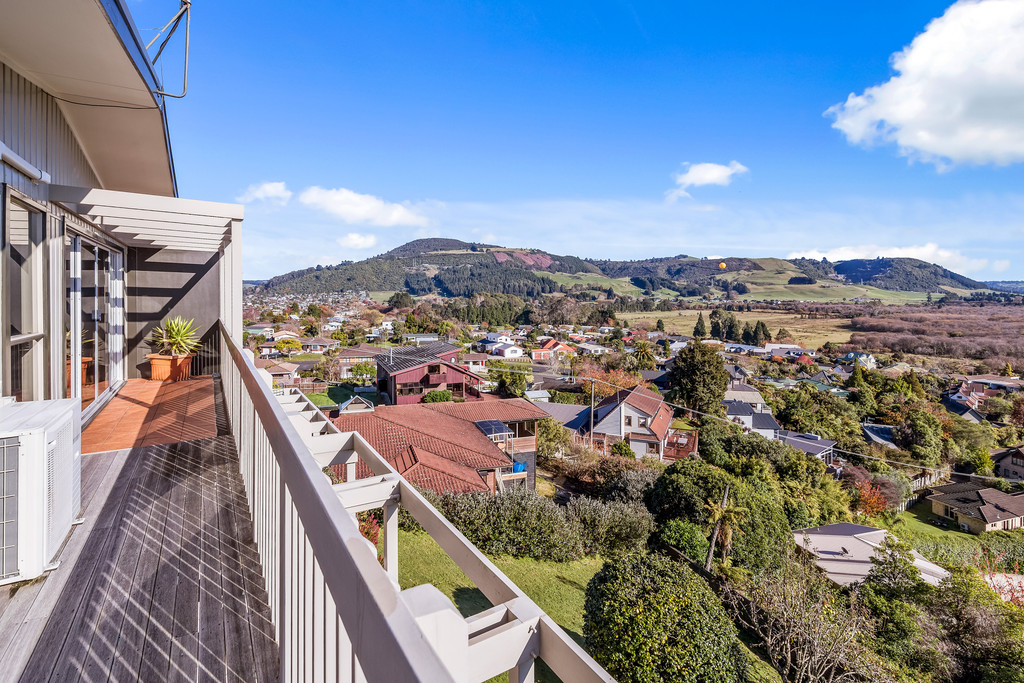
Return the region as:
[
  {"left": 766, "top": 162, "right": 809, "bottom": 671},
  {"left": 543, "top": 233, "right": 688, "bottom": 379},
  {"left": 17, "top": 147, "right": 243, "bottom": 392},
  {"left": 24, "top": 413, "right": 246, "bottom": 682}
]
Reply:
[
  {"left": 723, "top": 400, "right": 755, "bottom": 417},
  {"left": 929, "top": 482, "right": 1024, "bottom": 523},
  {"left": 751, "top": 413, "right": 782, "bottom": 431},
  {"left": 777, "top": 429, "right": 835, "bottom": 455},
  {"left": 862, "top": 423, "right": 898, "bottom": 449},
  {"left": 375, "top": 341, "right": 460, "bottom": 374},
  {"left": 538, "top": 402, "right": 591, "bottom": 432}
]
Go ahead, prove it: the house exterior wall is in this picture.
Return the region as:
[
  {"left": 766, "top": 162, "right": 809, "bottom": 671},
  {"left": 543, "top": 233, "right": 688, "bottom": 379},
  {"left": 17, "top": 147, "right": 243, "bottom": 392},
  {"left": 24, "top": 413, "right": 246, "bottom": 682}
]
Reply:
[
  {"left": 126, "top": 247, "right": 222, "bottom": 378},
  {"left": 1, "top": 60, "right": 100, "bottom": 202},
  {"left": 386, "top": 363, "right": 481, "bottom": 405}
]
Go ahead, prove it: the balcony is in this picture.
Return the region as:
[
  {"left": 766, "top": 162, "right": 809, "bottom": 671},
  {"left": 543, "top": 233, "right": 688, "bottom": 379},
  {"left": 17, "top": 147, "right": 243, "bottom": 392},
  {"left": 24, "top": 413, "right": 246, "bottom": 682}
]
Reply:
[
  {"left": 0, "top": 322, "right": 611, "bottom": 682},
  {"left": 426, "top": 373, "right": 447, "bottom": 386}
]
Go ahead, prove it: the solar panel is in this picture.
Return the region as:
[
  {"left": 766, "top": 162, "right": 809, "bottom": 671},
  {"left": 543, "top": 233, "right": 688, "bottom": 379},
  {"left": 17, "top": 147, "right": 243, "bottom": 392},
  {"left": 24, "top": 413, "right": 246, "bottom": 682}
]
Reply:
[{"left": 475, "top": 420, "right": 511, "bottom": 438}]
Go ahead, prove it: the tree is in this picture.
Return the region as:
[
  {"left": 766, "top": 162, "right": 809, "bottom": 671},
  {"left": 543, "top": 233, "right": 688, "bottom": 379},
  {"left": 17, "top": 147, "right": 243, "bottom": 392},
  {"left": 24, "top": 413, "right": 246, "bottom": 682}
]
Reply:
[
  {"left": 584, "top": 553, "right": 747, "bottom": 683},
  {"left": 1002, "top": 361, "right": 1015, "bottom": 377},
  {"left": 422, "top": 389, "right": 452, "bottom": 403},
  {"left": 726, "top": 316, "right": 743, "bottom": 343},
  {"left": 981, "top": 396, "right": 1012, "bottom": 421},
  {"left": 274, "top": 338, "right": 302, "bottom": 356},
  {"left": 741, "top": 321, "right": 754, "bottom": 345},
  {"left": 655, "top": 318, "right": 665, "bottom": 332},
  {"left": 703, "top": 484, "right": 747, "bottom": 570},
  {"left": 1010, "top": 396, "right": 1024, "bottom": 427},
  {"left": 536, "top": 417, "right": 571, "bottom": 459},
  {"left": 776, "top": 327, "right": 793, "bottom": 343},
  {"left": 851, "top": 479, "right": 888, "bottom": 516},
  {"left": 723, "top": 547, "right": 882, "bottom": 683},
  {"left": 488, "top": 360, "right": 527, "bottom": 397},
  {"left": 693, "top": 312, "right": 708, "bottom": 339},
  {"left": 630, "top": 340, "right": 656, "bottom": 371},
  {"left": 864, "top": 535, "right": 926, "bottom": 601},
  {"left": 709, "top": 309, "right": 724, "bottom": 340},
  {"left": 387, "top": 291, "right": 415, "bottom": 309},
  {"left": 667, "top": 342, "right": 728, "bottom": 415},
  {"left": 350, "top": 361, "right": 376, "bottom": 385},
  {"left": 754, "top": 320, "right": 772, "bottom": 345}
]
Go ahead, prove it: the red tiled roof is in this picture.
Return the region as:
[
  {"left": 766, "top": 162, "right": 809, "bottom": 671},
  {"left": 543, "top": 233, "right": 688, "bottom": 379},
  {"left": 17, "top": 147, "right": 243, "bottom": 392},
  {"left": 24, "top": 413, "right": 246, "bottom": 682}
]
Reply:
[
  {"left": 421, "top": 398, "right": 548, "bottom": 423},
  {"left": 401, "top": 446, "right": 489, "bottom": 493},
  {"left": 333, "top": 404, "right": 511, "bottom": 477}
]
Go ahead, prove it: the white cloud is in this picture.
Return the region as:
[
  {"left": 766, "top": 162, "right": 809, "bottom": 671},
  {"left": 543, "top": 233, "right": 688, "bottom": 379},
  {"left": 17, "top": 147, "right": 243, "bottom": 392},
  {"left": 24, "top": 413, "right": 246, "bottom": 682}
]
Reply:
[
  {"left": 993, "top": 259, "right": 1011, "bottom": 272},
  {"left": 827, "top": 0, "right": 1024, "bottom": 167},
  {"left": 299, "top": 186, "right": 429, "bottom": 226},
  {"left": 787, "top": 243, "right": 989, "bottom": 274},
  {"left": 667, "top": 161, "right": 748, "bottom": 201},
  {"left": 337, "top": 233, "right": 378, "bottom": 249},
  {"left": 236, "top": 181, "right": 292, "bottom": 205}
]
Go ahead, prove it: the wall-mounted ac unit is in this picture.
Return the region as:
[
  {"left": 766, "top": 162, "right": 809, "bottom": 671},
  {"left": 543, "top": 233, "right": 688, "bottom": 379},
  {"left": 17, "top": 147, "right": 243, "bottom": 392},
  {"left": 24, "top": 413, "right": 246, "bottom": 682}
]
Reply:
[{"left": 0, "top": 399, "right": 82, "bottom": 586}]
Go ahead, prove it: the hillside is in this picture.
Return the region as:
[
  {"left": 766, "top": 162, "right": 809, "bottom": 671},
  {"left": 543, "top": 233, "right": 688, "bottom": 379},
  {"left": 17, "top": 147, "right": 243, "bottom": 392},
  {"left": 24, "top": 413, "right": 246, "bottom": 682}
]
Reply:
[
  {"left": 986, "top": 281, "right": 1024, "bottom": 293},
  {"left": 260, "top": 239, "right": 599, "bottom": 296},
  {"left": 260, "top": 240, "right": 986, "bottom": 300}
]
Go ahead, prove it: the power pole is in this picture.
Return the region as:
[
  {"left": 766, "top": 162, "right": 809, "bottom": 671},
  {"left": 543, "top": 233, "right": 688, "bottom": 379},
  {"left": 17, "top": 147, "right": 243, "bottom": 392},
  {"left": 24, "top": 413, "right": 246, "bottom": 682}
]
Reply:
[{"left": 589, "top": 380, "right": 595, "bottom": 447}]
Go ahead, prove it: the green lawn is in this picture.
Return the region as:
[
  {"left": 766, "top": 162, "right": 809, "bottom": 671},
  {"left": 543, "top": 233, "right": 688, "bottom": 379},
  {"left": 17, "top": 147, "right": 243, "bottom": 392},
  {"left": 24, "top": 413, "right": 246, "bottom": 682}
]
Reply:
[
  {"left": 396, "top": 529, "right": 781, "bottom": 682},
  {"left": 288, "top": 352, "right": 325, "bottom": 361},
  {"left": 304, "top": 384, "right": 382, "bottom": 407}
]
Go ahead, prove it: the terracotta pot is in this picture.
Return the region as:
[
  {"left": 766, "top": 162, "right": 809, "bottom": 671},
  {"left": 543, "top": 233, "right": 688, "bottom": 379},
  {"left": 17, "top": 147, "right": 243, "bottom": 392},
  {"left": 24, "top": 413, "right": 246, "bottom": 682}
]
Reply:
[{"left": 146, "top": 353, "right": 196, "bottom": 382}]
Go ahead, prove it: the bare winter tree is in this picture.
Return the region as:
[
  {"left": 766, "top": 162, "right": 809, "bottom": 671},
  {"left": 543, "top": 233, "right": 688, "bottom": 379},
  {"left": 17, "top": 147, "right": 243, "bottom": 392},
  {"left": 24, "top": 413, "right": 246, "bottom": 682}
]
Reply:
[{"left": 722, "top": 547, "right": 893, "bottom": 683}]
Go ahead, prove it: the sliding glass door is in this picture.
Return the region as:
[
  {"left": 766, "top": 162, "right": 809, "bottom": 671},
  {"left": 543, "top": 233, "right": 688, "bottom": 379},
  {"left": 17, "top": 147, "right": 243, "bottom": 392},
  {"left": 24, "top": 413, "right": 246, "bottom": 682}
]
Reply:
[{"left": 65, "top": 234, "right": 123, "bottom": 413}]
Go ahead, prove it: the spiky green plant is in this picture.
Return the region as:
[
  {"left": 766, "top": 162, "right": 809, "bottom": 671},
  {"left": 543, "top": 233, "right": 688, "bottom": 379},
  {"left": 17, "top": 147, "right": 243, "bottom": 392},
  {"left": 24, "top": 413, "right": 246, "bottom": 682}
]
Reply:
[{"left": 148, "top": 316, "right": 201, "bottom": 356}]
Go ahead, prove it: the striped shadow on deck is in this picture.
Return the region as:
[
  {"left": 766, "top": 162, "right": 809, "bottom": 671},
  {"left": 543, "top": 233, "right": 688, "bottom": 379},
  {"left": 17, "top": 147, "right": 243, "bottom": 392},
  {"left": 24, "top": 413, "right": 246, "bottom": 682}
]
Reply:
[{"left": 17, "top": 435, "right": 279, "bottom": 682}]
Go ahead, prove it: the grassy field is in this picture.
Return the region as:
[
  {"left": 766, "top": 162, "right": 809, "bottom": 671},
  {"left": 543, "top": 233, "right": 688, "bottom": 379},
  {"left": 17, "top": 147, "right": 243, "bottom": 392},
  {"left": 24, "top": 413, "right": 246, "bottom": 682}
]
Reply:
[
  {"left": 368, "top": 290, "right": 398, "bottom": 302},
  {"left": 617, "top": 309, "right": 854, "bottom": 348},
  {"left": 287, "top": 352, "right": 324, "bottom": 361},
  {"left": 538, "top": 271, "right": 647, "bottom": 296},
  {"left": 396, "top": 529, "right": 781, "bottom": 682}
]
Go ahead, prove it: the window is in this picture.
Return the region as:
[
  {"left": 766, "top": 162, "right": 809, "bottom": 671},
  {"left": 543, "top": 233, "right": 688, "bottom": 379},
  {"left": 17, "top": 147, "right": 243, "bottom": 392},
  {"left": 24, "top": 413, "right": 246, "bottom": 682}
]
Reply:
[
  {"left": 624, "top": 416, "right": 632, "bottom": 427},
  {"left": 3, "top": 195, "right": 47, "bottom": 401},
  {"left": 646, "top": 442, "right": 658, "bottom": 454},
  {"left": 427, "top": 364, "right": 441, "bottom": 374},
  {"left": 639, "top": 417, "right": 649, "bottom": 428}
]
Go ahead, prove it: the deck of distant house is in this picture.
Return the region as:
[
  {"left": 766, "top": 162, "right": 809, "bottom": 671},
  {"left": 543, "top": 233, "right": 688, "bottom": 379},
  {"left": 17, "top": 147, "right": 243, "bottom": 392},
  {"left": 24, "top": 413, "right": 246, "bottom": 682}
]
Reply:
[{"left": 0, "top": 377, "right": 279, "bottom": 682}]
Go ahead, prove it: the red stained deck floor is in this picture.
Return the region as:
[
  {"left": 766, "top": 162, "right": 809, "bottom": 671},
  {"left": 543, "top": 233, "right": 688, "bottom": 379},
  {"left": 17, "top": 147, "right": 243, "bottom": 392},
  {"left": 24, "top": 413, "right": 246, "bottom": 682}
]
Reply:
[{"left": 82, "top": 378, "right": 219, "bottom": 453}]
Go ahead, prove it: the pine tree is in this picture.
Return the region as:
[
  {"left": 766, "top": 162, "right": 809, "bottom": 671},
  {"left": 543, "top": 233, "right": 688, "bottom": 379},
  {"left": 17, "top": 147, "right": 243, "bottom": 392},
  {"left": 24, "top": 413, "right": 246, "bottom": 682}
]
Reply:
[
  {"left": 709, "top": 309, "right": 723, "bottom": 340},
  {"left": 741, "top": 321, "right": 754, "bottom": 345},
  {"left": 727, "top": 317, "right": 743, "bottom": 342},
  {"left": 656, "top": 318, "right": 665, "bottom": 332},
  {"left": 1003, "top": 361, "right": 1015, "bottom": 377},
  {"left": 693, "top": 312, "right": 708, "bottom": 339}
]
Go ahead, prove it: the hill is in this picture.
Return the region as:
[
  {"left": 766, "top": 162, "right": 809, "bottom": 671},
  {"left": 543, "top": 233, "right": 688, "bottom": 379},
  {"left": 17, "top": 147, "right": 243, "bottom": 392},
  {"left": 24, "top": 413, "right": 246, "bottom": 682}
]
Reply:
[
  {"left": 986, "top": 281, "right": 1024, "bottom": 293},
  {"left": 260, "top": 240, "right": 987, "bottom": 300},
  {"left": 260, "top": 240, "right": 600, "bottom": 296}
]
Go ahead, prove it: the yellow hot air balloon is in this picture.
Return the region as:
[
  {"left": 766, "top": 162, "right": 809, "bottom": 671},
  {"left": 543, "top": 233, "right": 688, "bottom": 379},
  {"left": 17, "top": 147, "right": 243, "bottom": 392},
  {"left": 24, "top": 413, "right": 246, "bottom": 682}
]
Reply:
[{"left": 719, "top": 262, "right": 727, "bottom": 270}]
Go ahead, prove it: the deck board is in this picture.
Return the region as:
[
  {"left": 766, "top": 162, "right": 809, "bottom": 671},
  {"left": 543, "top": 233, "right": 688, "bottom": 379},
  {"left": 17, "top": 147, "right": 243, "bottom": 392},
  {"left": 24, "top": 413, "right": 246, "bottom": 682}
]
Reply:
[{"left": 4, "top": 377, "right": 279, "bottom": 682}]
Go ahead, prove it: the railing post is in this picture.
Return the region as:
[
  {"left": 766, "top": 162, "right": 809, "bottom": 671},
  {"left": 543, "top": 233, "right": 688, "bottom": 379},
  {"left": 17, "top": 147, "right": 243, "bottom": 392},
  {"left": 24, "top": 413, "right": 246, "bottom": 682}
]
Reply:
[{"left": 382, "top": 499, "right": 399, "bottom": 581}]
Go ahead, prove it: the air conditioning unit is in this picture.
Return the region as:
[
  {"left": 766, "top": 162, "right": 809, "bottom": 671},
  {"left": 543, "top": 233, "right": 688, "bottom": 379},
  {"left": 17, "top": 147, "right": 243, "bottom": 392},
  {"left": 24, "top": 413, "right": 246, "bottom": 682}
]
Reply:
[{"left": 0, "top": 399, "right": 82, "bottom": 586}]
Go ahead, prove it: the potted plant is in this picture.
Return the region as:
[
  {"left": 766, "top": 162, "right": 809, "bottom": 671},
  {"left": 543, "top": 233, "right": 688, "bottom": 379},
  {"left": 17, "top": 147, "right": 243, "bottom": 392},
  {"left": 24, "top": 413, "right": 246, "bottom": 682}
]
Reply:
[{"left": 146, "top": 316, "right": 201, "bottom": 381}]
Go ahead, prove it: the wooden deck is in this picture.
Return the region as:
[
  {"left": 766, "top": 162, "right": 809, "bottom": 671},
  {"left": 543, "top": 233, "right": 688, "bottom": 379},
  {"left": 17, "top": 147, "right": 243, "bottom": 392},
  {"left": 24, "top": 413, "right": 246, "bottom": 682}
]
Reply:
[{"left": 0, "top": 381, "right": 279, "bottom": 682}]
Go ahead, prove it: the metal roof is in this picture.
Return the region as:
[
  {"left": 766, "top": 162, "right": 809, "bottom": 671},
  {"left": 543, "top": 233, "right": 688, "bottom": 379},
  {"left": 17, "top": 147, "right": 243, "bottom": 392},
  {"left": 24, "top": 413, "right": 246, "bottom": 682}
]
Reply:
[{"left": 475, "top": 420, "right": 512, "bottom": 438}]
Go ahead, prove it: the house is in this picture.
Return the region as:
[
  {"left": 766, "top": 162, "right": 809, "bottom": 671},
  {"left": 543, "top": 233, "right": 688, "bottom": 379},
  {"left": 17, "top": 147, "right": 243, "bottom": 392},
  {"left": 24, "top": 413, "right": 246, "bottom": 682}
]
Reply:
[
  {"left": 460, "top": 352, "right": 491, "bottom": 374},
  {"left": 723, "top": 400, "right": 781, "bottom": 439},
  {"left": 777, "top": 430, "right": 837, "bottom": 464},
  {"left": 331, "top": 405, "right": 520, "bottom": 494},
  {"left": 484, "top": 332, "right": 514, "bottom": 344},
  {"left": 723, "top": 383, "right": 768, "bottom": 411},
  {"left": 254, "top": 359, "right": 300, "bottom": 382},
  {"left": 402, "top": 333, "right": 440, "bottom": 345},
  {"left": 375, "top": 341, "right": 484, "bottom": 405},
  {"left": 587, "top": 386, "right": 674, "bottom": 459},
  {"left": 491, "top": 343, "right": 525, "bottom": 358},
  {"left": 993, "top": 446, "right": 1024, "bottom": 481},
  {"left": 246, "top": 322, "right": 275, "bottom": 337},
  {"left": 524, "top": 390, "right": 551, "bottom": 403},
  {"left": 838, "top": 352, "right": 877, "bottom": 370},
  {"left": 578, "top": 342, "right": 611, "bottom": 356},
  {"left": 335, "top": 344, "right": 383, "bottom": 379},
  {"left": 725, "top": 364, "right": 752, "bottom": 385},
  {"left": 530, "top": 339, "right": 575, "bottom": 363},
  {"left": 928, "top": 481, "right": 1024, "bottom": 533},
  {"left": 794, "top": 523, "right": 949, "bottom": 587},
  {"left": 947, "top": 380, "right": 1001, "bottom": 411},
  {"left": 538, "top": 402, "right": 592, "bottom": 434},
  {"left": 299, "top": 336, "right": 340, "bottom": 354}
]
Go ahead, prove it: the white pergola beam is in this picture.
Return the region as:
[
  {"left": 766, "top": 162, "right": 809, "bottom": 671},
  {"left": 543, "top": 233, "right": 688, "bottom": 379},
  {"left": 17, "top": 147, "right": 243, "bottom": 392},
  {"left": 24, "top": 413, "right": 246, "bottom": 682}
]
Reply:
[
  {"left": 78, "top": 205, "right": 232, "bottom": 226},
  {"left": 99, "top": 217, "right": 230, "bottom": 234},
  {"left": 50, "top": 184, "right": 244, "bottom": 220}
]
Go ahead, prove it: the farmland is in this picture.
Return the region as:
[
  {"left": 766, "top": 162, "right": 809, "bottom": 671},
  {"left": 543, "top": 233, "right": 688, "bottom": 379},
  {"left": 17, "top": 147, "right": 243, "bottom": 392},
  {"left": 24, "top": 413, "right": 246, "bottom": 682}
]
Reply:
[{"left": 618, "top": 309, "right": 854, "bottom": 348}]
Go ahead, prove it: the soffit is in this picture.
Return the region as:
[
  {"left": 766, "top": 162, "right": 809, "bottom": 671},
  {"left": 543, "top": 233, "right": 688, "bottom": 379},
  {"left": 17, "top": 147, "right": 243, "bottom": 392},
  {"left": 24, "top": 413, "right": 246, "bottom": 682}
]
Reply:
[{"left": 0, "top": 0, "right": 175, "bottom": 195}]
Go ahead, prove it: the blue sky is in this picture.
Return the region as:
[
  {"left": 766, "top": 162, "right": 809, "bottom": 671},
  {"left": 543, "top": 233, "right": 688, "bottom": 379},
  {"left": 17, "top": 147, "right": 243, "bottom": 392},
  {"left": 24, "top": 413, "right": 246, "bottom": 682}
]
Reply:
[{"left": 129, "top": 1, "right": 1024, "bottom": 279}]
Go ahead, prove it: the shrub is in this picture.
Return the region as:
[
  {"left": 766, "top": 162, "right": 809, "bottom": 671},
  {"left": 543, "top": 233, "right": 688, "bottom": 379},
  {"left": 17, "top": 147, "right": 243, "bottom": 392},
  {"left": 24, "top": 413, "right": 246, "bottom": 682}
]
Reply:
[
  {"left": 536, "top": 417, "right": 572, "bottom": 459},
  {"left": 655, "top": 518, "right": 709, "bottom": 562},
  {"left": 550, "top": 390, "right": 586, "bottom": 405},
  {"left": 422, "top": 389, "right": 452, "bottom": 403},
  {"left": 432, "top": 488, "right": 583, "bottom": 561},
  {"left": 604, "top": 468, "right": 660, "bottom": 505},
  {"left": 584, "top": 553, "right": 747, "bottom": 683},
  {"left": 567, "top": 496, "right": 654, "bottom": 557},
  {"left": 609, "top": 440, "right": 635, "bottom": 459}
]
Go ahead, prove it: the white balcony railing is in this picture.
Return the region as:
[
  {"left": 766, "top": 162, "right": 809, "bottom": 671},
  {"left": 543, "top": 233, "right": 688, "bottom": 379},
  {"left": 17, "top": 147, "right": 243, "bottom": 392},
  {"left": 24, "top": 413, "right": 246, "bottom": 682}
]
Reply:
[{"left": 219, "top": 323, "right": 612, "bottom": 682}]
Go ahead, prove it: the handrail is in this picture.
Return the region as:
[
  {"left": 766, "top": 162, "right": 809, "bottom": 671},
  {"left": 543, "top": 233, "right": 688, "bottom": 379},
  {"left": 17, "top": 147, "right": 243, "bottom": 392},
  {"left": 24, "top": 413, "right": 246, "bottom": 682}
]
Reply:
[
  {"left": 219, "top": 321, "right": 612, "bottom": 682},
  {"left": 219, "top": 322, "right": 455, "bottom": 682}
]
